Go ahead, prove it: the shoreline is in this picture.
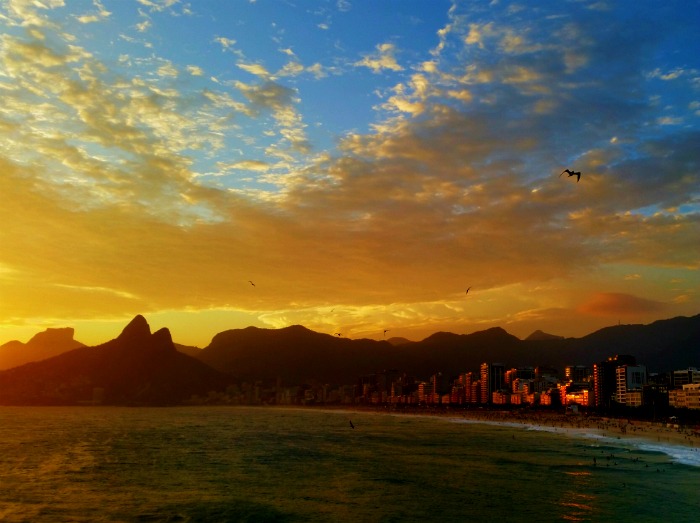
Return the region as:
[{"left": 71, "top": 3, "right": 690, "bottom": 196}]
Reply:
[
  {"left": 296, "top": 404, "right": 700, "bottom": 449},
  {"left": 446, "top": 409, "right": 700, "bottom": 449},
  {"left": 295, "top": 404, "right": 700, "bottom": 467}
]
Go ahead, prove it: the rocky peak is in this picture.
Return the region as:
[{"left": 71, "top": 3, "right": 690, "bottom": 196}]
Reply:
[
  {"left": 27, "top": 327, "right": 76, "bottom": 347},
  {"left": 525, "top": 330, "right": 564, "bottom": 341},
  {"left": 152, "top": 327, "right": 175, "bottom": 352},
  {"left": 117, "top": 315, "right": 152, "bottom": 343}
]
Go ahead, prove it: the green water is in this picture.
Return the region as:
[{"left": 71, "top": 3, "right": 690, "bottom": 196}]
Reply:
[{"left": 0, "top": 407, "right": 697, "bottom": 522}]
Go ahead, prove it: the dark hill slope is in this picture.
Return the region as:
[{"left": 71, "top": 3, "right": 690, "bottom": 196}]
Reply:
[
  {"left": 197, "top": 316, "right": 700, "bottom": 385},
  {"left": 198, "top": 325, "right": 395, "bottom": 385},
  {"left": 0, "top": 316, "right": 232, "bottom": 405},
  {"left": 0, "top": 327, "right": 85, "bottom": 370},
  {"left": 197, "top": 325, "right": 524, "bottom": 385}
]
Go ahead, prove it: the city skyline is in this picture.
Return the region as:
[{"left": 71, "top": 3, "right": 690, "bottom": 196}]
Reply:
[{"left": 1, "top": 0, "right": 699, "bottom": 347}]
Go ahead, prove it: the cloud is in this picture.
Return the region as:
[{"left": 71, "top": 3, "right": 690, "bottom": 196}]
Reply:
[
  {"left": 237, "top": 62, "right": 270, "bottom": 79},
  {"left": 0, "top": 0, "right": 698, "bottom": 342},
  {"left": 214, "top": 36, "right": 237, "bottom": 52},
  {"left": 76, "top": 0, "right": 111, "bottom": 24},
  {"left": 354, "top": 43, "right": 403, "bottom": 73},
  {"left": 218, "top": 160, "right": 269, "bottom": 172},
  {"left": 577, "top": 293, "right": 666, "bottom": 316}
]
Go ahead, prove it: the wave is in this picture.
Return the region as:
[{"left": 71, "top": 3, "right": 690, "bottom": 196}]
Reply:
[{"left": 447, "top": 417, "right": 700, "bottom": 467}]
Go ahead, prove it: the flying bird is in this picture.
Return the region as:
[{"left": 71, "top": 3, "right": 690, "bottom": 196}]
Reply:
[
  {"left": 383, "top": 329, "right": 389, "bottom": 337},
  {"left": 349, "top": 420, "right": 355, "bottom": 429},
  {"left": 560, "top": 169, "right": 581, "bottom": 182},
  {"left": 466, "top": 287, "right": 471, "bottom": 295},
  {"left": 248, "top": 280, "right": 255, "bottom": 287},
  {"left": 335, "top": 332, "right": 342, "bottom": 337}
]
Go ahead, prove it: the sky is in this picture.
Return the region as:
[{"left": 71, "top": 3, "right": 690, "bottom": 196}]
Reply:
[{"left": 1, "top": 0, "right": 699, "bottom": 348}]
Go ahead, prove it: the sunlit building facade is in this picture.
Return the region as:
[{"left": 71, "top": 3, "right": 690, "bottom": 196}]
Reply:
[
  {"left": 615, "top": 364, "right": 647, "bottom": 407},
  {"left": 480, "top": 362, "right": 505, "bottom": 405}
]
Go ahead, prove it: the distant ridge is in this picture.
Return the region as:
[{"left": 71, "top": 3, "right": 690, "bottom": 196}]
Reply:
[
  {"left": 0, "top": 327, "right": 85, "bottom": 370},
  {"left": 194, "top": 316, "right": 700, "bottom": 385},
  {"left": 386, "top": 336, "right": 412, "bottom": 346},
  {"left": 525, "top": 330, "right": 565, "bottom": 341},
  {"left": 0, "top": 315, "right": 231, "bottom": 406},
  {"left": 1, "top": 314, "right": 699, "bottom": 401}
]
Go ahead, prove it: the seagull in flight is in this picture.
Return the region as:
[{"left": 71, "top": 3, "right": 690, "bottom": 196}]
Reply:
[
  {"left": 384, "top": 329, "right": 389, "bottom": 337},
  {"left": 248, "top": 280, "right": 255, "bottom": 287},
  {"left": 466, "top": 287, "right": 471, "bottom": 295},
  {"left": 335, "top": 332, "right": 342, "bottom": 337},
  {"left": 560, "top": 169, "right": 581, "bottom": 182}
]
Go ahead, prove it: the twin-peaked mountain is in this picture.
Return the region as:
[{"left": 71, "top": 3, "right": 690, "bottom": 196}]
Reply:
[
  {"left": 0, "top": 313, "right": 698, "bottom": 405},
  {"left": 0, "top": 316, "right": 231, "bottom": 405}
]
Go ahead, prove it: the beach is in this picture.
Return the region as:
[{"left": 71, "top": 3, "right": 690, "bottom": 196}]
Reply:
[
  {"left": 446, "top": 409, "right": 700, "bottom": 448},
  {"left": 317, "top": 405, "right": 700, "bottom": 466}
]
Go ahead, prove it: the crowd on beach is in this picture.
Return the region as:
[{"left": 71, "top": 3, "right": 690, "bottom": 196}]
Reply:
[
  {"left": 332, "top": 404, "right": 700, "bottom": 449},
  {"left": 446, "top": 408, "right": 700, "bottom": 449}
]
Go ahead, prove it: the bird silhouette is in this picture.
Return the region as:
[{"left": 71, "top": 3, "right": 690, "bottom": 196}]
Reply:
[
  {"left": 335, "top": 332, "right": 342, "bottom": 337},
  {"left": 383, "top": 329, "right": 389, "bottom": 337},
  {"left": 349, "top": 420, "right": 355, "bottom": 429},
  {"left": 466, "top": 287, "right": 471, "bottom": 295},
  {"left": 560, "top": 169, "right": 581, "bottom": 182},
  {"left": 248, "top": 280, "right": 255, "bottom": 287}
]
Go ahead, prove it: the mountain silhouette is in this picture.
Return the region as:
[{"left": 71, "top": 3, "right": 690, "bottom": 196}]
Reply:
[
  {"left": 195, "top": 316, "right": 700, "bottom": 386},
  {"left": 0, "top": 327, "right": 85, "bottom": 370},
  {"left": 196, "top": 325, "right": 523, "bottom": 385},
  {"left": 1, "top": 314, "right": 698, "bottom": 402},
  {"left": 525, "top": 330, "right": 564, "bottom": 341},
  {"left": 0, "top": 315, "right": 231, "bottom": 406}
]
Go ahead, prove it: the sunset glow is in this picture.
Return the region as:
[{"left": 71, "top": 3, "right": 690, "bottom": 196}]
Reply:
[{"left": 1, "top": 0, "right": 698, "bottom": 347}]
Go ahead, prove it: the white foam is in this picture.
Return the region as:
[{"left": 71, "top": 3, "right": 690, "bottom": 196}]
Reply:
[
  {"left": 447, "top": 417, "right": 700, "bottom": 467},
  {"left": 635, "top": 442, "right": 700, "bottom": 467}
]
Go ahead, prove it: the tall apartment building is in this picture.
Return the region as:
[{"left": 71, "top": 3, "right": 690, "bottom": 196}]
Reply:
[
  {"left": 615, "top": 364, "right": 647, "bottom": 406},
  {"left": 593, "top": 354, "right": 636, "bottom": 408},
  {"left": 565, "top": 365, "right": 591, "bottom": 383},
  {"left": 455, "top": 372, "right": 474, "bottom": 403},
  {"left": 470, "top": 380, "right": 481, "bottom": 403},
  {"left": 480, "top": 362, "right": 505, "bottom": 404}
]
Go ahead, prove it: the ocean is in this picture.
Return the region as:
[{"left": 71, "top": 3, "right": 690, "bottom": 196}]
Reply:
[{"left": 0, "top": 406, "right": 698, "bottom": 522}]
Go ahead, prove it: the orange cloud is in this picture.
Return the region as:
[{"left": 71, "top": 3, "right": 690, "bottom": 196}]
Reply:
[{"left": 577, "top": 293, "right": 666, "bottom": 317}]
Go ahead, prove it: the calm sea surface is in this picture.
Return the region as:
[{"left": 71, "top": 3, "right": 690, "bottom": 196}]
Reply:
[{"left": 0, "top": 406, "right": 698, "bottom": 522}]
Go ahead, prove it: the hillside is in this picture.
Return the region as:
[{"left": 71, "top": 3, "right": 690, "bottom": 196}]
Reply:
[
  {"left": 1, "top": 314, "right": 698, "bottom": 397},
  {"left": 0, "top": 316, "right": 232, "bottom": 406},
  {"left": 194, "top": 316, "right": 700, "bottom": 386},
  {"left": 0, "top": 327, "right": 85, "bottom": 370}
]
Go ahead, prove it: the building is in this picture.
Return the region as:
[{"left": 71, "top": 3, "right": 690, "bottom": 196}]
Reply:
[
  {"left": 565, "top": 365, "right": 591, "bottom": 383},
  {"left": 615, "top": 364, "right": 647, "bottom": 406},
  {"left": 672, "top": 368, "right": 700, "bottom": 388},
  {"left": 480, "top": 363, "right": 505, "bottom": 405},
  {"left": 670, "top": 383, "right": 700, "bottom": 409},
  {"left": 593, "top": 354, "right": 636, "bottom": 408}
]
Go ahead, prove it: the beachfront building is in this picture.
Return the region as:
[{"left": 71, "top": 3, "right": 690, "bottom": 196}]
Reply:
[
  {"left": 565, "top": 365, "right": 591, "bottom": 383},
  {"left": 615, "top": 364, "right": 647, "bottom": 407},
  {"left": 560, "top": 381, "right": 592, "bottom": 408},
  {"left": 672, "top": 368, "right": 700, "bottom": 388},
  {"left": 451, "top": 372, "right": 475, "bottom": 404},
  {"left": 669, "top": 383, "right": 700, "bottom": 409},
  {"left": 470, "top": 380, "right": 481, "bottom": 404},
  {"left": 593, "top": 354, "right": 637, "bottom": 408},
  {"left": 480, "top": 362, "right": 506, "bottom": 405}
]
